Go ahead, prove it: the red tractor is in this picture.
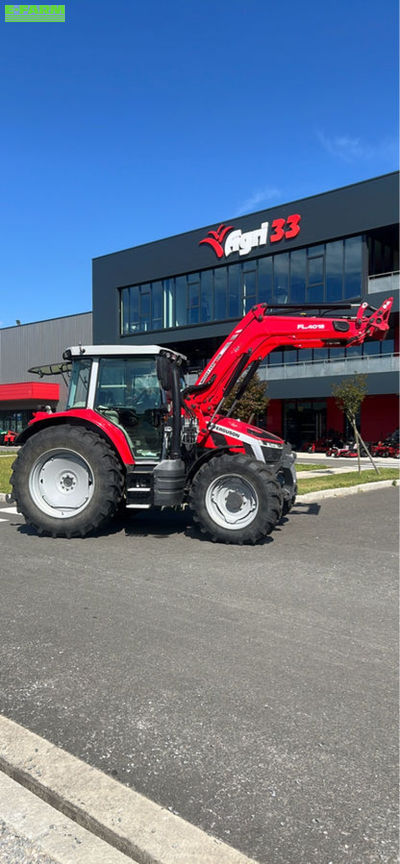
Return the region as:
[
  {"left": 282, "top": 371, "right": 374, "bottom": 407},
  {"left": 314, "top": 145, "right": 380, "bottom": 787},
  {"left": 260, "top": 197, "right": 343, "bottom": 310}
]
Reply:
[
  {"left": 2, "top": 430, "right": 18, "bottom": 446},
  {"left": 10, "top": 297, "right": 393, "bottom": 544}
]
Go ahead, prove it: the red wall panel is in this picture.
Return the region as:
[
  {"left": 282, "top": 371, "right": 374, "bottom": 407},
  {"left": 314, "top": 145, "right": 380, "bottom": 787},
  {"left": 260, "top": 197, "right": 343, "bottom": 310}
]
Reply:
[
  {"left": 266, "top": 399, "right": 282, "bottom": 436},
  {"left": 326, "top": 398, "right": 345, "bottom": 435},
  {"left": 361, "top": 394, "right": 399, "bottom": 441}
]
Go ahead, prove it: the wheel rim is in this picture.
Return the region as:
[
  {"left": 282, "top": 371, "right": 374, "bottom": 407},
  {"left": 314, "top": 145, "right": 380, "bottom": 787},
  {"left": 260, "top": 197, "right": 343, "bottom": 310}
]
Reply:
[
  {"left": 29, "top": 448, "right": 95, "bottom": 519},
  {"left": 205, "top": 473, "right": 259, "bottom": 530}
]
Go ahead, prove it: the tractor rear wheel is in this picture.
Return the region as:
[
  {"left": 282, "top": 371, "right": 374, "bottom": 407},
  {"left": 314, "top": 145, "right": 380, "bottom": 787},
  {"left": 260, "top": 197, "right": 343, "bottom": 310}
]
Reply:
[
  {"left": 11, "top": 424, "right": 124, "bottom": 537},
  {"left": 189, "top": 453, "right": 283, "bottom": 545}
]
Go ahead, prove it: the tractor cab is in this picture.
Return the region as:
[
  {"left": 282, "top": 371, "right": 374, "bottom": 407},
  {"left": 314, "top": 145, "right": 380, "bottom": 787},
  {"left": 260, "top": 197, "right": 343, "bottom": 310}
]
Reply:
[{"left": 63, "top": 345, "right": 187, "bottom": 461}]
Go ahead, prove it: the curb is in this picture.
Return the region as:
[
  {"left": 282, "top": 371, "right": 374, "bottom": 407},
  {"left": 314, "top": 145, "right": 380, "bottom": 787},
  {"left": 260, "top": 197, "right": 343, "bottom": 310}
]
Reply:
[
  {"left": 0, "top": 715, "right": 258, "bottom": 864},
  {"left": 296, "top": 478, "right": 398, "bottom": 504},
  {"left": 0, "top": 771, "right": 135, "bottom": 864}
]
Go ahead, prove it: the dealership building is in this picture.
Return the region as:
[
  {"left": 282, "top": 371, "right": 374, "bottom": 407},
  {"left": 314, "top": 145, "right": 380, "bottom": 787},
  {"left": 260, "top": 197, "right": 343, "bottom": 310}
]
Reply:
[
  {"left": 1, "top": 172, "right": 399, "bottom": 447},
  {"left": 92, "top": 172, "right": 399, "bottom": 447}
]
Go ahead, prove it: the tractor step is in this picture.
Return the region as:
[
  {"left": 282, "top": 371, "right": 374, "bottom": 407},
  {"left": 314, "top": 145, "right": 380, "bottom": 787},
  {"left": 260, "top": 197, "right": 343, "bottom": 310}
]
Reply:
[{"left": 126, "top": 461, "right": 156, "bottom": 507}]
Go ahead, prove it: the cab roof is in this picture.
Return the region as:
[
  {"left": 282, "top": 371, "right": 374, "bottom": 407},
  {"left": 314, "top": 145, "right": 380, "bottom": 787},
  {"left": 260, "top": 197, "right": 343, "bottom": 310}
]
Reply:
[{"left": 66, "top": 345, "right": 187, "bottom": 361}]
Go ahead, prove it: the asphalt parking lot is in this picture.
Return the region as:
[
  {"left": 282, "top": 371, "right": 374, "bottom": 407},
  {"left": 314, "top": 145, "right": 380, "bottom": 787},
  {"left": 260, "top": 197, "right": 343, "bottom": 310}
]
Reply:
[{"left": 0, "top": 488, "right": 398, "bottom": 864}]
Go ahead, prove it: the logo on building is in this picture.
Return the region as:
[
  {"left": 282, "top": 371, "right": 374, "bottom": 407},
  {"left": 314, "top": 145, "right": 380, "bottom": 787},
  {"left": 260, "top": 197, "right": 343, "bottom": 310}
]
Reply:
[
  {"left": 199, "top": 213, "right": 301, "bottom": 259},
  {"left": 5, "top": 4, "right": 65, "bottom": 22}
]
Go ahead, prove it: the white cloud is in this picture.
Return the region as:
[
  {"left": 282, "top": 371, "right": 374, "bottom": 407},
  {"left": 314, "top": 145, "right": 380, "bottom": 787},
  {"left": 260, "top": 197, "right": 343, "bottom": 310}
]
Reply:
[
  {"left": 234, "top": 186, "right": 282, "bottom": 216},
  {"left": 317, "top": 130, "right": 397, "bottom": 163}
]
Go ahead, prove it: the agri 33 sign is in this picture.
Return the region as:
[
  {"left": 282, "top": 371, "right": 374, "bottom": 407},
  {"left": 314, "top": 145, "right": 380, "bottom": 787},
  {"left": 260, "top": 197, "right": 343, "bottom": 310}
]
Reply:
[
  {"left": 199, "top": 214, "right": 301, "bottom": 259},
  {"left": 5, "top": 5, "right": 65, "bottom": 21}
]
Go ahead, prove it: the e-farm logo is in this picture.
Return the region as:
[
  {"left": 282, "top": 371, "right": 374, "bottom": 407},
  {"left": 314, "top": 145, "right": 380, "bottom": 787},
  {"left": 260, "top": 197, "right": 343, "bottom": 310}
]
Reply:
[{"left": 5, "top": 4, "right": 65, "bottom": 22}]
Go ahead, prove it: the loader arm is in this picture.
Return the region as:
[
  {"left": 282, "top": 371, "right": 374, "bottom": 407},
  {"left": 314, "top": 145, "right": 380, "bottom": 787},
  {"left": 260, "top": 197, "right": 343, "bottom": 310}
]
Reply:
[{"left": 184, "top": 297, "right": 393, "bottom": 417}]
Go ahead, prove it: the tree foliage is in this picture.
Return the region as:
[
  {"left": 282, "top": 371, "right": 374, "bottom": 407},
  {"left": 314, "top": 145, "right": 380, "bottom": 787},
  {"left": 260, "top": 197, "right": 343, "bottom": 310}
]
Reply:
[
  {"left": 332, "top": 374, "right": 378, "bottom": 474},
  {"left": 223, "top": 373, "right": 269, "bottom": 424},
  {"left": 332, "top": 374, "right": 367, "bottom": 422}
]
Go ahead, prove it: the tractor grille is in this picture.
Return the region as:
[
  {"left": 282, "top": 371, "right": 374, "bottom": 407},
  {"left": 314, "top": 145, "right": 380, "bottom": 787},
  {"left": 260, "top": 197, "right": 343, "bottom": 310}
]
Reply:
[{"left": 261, "top": 444, "right": 282, "bottom": 463}]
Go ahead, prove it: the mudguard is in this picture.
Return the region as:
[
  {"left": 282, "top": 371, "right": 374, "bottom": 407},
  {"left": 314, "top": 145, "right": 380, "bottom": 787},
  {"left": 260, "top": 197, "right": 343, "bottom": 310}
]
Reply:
[{"left": 16, "top": 409, "right": 135, "bottom": 466}]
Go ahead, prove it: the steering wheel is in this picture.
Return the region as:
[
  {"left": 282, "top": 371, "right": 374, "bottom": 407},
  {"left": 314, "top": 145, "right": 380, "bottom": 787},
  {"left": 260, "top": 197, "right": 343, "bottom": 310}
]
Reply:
[{"left": 118, "top": 407, "right": 139, "bottom": 424}]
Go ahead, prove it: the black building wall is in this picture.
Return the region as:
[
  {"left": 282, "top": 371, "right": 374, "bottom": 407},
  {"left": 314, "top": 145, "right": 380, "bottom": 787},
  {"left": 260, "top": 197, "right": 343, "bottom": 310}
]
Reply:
[{"left": 93, "top": 172, "right": 399, "bottom": 348}]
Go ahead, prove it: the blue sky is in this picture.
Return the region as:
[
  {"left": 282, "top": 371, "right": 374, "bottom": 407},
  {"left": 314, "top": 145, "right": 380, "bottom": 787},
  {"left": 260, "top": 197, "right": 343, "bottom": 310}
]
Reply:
[{"left": 0, "top": 0, "right": 398, "bottom": 327}]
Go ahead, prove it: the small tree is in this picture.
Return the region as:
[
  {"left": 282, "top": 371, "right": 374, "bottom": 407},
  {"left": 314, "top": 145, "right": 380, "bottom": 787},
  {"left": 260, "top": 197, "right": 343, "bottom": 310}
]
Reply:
[
  {"left": 223, "top": 373, "right": 269, "bottom": 426},
  {"left": 332, "top": 374, "right": 379, "bottom": 474}
]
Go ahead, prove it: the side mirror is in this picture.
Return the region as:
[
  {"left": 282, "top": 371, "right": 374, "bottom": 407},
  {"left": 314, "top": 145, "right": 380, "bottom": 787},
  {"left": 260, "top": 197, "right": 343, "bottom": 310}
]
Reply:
[{"left": 157, "top": 356, "right": 173, "bottom": 391}]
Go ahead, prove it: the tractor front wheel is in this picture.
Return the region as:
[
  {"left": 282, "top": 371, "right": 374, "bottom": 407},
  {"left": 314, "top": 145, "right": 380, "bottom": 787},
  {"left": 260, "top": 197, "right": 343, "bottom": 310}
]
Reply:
[
  {"left": 189, "top": 454, "right": 283, "bottom": 545},
  {"left": 11, "top": 424, "right": 124, "bottom": 537}
]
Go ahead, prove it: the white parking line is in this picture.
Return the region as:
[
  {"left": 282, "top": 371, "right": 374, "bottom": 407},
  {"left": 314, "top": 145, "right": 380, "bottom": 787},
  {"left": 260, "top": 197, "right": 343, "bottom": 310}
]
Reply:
[{"left": 0, "top": 507, "right": 18, "bottom": 514}]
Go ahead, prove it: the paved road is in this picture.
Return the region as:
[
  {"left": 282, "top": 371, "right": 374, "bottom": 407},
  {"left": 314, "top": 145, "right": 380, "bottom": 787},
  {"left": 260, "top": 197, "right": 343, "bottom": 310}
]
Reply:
[{"left": 0, "top": 490, "right": 398, "bottom": 864}]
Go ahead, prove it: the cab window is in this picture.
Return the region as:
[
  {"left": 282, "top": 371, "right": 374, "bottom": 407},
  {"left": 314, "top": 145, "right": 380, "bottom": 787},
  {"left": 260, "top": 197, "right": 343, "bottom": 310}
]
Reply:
[{"left": 66, "top": 359, "right": 92, "bottom": 409}]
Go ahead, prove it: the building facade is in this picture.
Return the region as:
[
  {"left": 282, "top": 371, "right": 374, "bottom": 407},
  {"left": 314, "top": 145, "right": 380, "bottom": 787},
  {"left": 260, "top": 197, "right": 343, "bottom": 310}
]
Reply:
[
  {"left": 0, "top": 312, "right": 92, "bottom": 432},
  {"left": 92, "top": 173, "right": 399, "bottom": 448}
]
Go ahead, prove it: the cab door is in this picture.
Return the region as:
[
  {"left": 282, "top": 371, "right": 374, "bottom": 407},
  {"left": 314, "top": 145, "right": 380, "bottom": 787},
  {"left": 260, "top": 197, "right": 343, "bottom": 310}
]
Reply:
[{"left": 94, "top": 357, "right": 164, "bottom": 459}]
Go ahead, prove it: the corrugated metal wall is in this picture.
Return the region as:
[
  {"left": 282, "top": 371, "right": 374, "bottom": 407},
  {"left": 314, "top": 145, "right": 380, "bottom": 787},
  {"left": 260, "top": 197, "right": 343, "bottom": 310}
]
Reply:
[{"left": 0, "top": 313, "right": 92, "bottom": 408}]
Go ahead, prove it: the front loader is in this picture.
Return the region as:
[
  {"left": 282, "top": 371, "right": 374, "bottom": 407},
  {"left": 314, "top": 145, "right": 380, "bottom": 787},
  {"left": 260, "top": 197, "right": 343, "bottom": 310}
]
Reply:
[{"left": 11, "top": 297, "right": 393, "bottom": 544}]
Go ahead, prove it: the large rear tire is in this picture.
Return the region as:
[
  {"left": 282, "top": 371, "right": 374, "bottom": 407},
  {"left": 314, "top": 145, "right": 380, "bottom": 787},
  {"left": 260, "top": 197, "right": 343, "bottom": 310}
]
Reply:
[
  {"left": 189, "top": 454, "right": 283, "bottom": 545},
  {"left": 11, "top": 424, "right": 124, "bottom": 538}
]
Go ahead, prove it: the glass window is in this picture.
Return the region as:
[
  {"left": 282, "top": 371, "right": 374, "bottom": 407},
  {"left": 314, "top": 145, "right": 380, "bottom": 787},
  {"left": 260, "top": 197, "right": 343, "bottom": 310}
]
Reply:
[
  {"left": 326, "top": 241, "right": 343, "bottom": 302},
  {"left": 163, "top": 278, "right": 173, "bottom": 329},
  {"left": 381, "top": 338, "right": 394, "bottom": 355},
  {"left": 201, "top": 270, "right": 213, "bottom": 321},
  {"left": 175, "top": 276, "right": 187, "bottom": 326},
  {"left": 274, "top": 253, "right": 289, "bottom": 303},
  {"left": 95, "top": 358, "right": 163, "bottom": 459},
  {"left": 140, "top": 285, "right": 151, "bottom": 331},
  {"left": 95, "top": 357, "right": 161, "bottom": 409},
  {"left": 363, "top": 340, "right": 380, "bottom": 355},
  {"left": 283, "top": 348, "right": 297, "bottom": 364},
  {"left": 329, "top": 346, "right": 346, "bottom": 360},
  {"left": 290, "top": 249, "right": 306, "bottom": 303},
  {"left": 152, "top": 281, "right": 163, "bottom": 330},
  {"left": 228, "top": 263, "right": 241, "bottom": 317},
  {"left": 346, "top": 344, "right": 362, "bottom": 357},
  {"left": 67, "top": 359, "right": 92, "bottom": 409},
  {"left": 258, "top": 257, "right": 273, "bottom": 304},
  {"left": 130, "top": 286, "right": 140, "bottom": 332},
  {"left": 121, "top": 288, "right": 130, "bottom": 335},
  {"left": 188, "top": 281, "right": 200, "bottom": 324},
  {"left": 269, "top": 350, "right": 283, "bottom": 365},
  {"left": 307, "top": 284, "right": 324, "bottom": 304},
  {"left": 299, "top": 349, "right": 313, "bottom": 363},
  {"left": 344, "top": 236, "right": 362, "bottom": 298},
  {"left": 243, "top": 268, "right": 256, "bottom": 313},
  {"left": 214, "top": 267, "right": 227, "bottom": 320},
  {"left": 308, "top": 256, "right": 324, "bottom": 285}
]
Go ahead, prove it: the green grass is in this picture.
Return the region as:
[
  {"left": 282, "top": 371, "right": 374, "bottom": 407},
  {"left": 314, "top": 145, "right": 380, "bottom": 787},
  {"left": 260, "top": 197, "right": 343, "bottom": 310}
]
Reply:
[
  {"left": 0, "top": 455, "right": 14, "bottom": 494},
  {"left": 296, "top": 463, "right": 328, "bottom": 472},
  {"left": 0, "top": 454, "right": 398, "bottom": 497},
  {"left": 297, "top": 468, "right": 399, "bottom": 495}
]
